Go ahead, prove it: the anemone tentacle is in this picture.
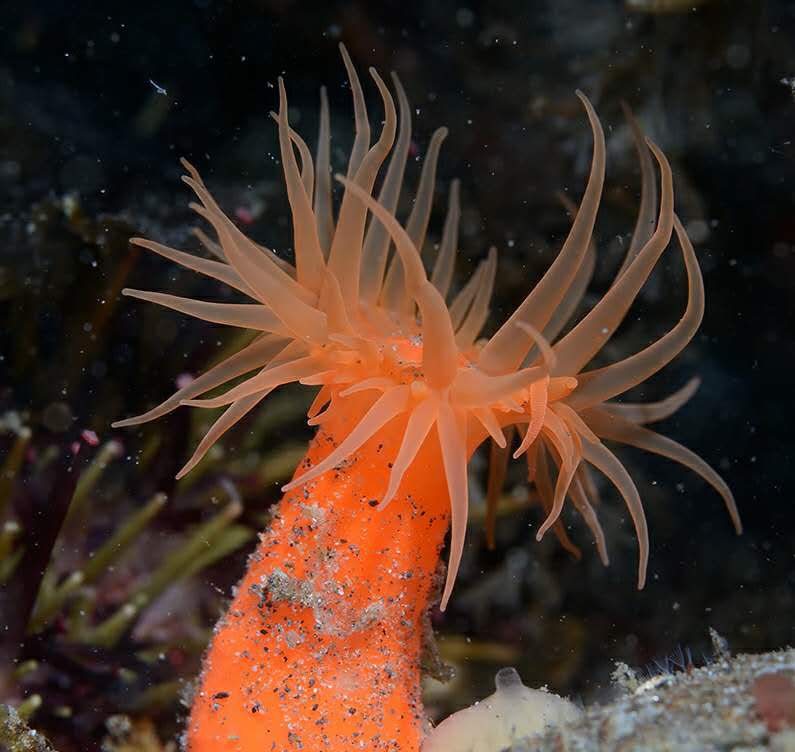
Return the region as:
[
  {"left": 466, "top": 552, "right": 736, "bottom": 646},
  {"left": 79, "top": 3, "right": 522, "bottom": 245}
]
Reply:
[{"left": 117, "top": 43, "right": 738, "bottom": 612}]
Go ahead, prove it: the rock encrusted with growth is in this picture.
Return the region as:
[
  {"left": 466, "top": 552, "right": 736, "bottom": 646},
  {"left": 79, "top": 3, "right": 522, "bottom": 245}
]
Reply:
[
  {"left": 0, "top": 705, "right": 57, "bottom": 752},
  {"left": 507, "top": 647, "right": 795, "bottom": 752}
]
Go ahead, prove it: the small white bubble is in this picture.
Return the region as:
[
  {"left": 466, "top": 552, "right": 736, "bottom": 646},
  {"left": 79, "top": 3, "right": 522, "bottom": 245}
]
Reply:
[{"left": 686, "top": 219, "right": 710, "bottom": 244}]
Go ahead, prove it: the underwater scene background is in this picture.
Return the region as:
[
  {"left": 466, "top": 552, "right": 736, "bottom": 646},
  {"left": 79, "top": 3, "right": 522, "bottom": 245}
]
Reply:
[{"left": 0, "top": 1, "right": 793, "bottom": 750}]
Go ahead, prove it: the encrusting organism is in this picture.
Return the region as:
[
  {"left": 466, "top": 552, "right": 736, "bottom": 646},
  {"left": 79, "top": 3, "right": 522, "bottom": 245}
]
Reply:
[
  {"left": 422, "top": 667, "right": 581, "bottom": 751},
  {"left": 114, "top": 45, "right": 741, "bottom": 752}
]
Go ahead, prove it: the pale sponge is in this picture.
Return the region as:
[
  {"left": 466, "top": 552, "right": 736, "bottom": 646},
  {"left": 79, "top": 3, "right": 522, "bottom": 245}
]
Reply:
[{"left": 423, "top": 667, "right": 581, "bottom": 752}]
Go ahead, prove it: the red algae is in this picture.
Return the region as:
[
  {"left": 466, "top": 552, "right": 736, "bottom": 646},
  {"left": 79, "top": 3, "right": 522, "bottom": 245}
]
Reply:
[{"left": 752, "top": 672, "right": 795, "bottom": 733}]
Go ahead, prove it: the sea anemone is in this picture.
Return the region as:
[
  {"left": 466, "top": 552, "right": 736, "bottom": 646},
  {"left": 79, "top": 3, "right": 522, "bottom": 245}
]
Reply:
[{"left": 114, "top": 44, "right": 740, "bottom": 752}]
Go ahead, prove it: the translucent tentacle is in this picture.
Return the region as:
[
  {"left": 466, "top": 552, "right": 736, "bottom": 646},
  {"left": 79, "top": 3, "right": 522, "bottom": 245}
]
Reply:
[
  {"left": 188, "top": 198, "right": 308, "bottom": 303},
  {"left": 515, "top": 322, "right": 557, "bottom": 372},
  {"left": 112, "top": 335, "right": 287, "bottom": 427},
  {"left": 567, "top": 214, "right": 703, "bottom": 409},
  {"left": 552, "top": 402, "right": 600, "bottom": 444},
  {"left": 568, "top": 476, "right": 609, "bottom": 565},
  {"left": 269, "top": 110, "right": 314, "bottom": 199},
  {"left": 381, "top": 128, "right": 448, "bottom": 313},
  {"left": 182, "top": 354, "right": 327, "bottom": 409},
  {"left": 380, "top": 397, "right": 439, "bottom": 509},
  {"left": 283, "top": 385, "right": 411, "bottom": 492},
  {"left": 551, "top": 138, "right": 674, "bottom": 376},
  {"left": 182, "top": 162, "right": 310, "bottom": 303},
  {"left": 512, "top": 377, "right": 550, "bottom": 458},
  {"left": 471, "top": 406, "right": 507, "bottom": 448},
  {"left": 449, "top": 262, "right": 485, "bottom": 330},
  {"left": 581, "top": 440, "right": 649, "bottom": 589},
  {"left": 318, "top": 268, "right": 354, "bottom": 335},
  {"left": 187, "top": 205, "right": 327, "bottom": 340},
  {"left": 577, "top": 464, "right": 601, "bottom": 506},
  {"left": 431, "top": 179, "right": 461, "bottom": 299},
  {"left": 453, "top": 366, "right": 546, "bottom": 408},
  {"left": 534, "top": 443, "right": 581, "bottom": 559},
  {"left": 181, "top": 162, "right": 328, "bottom": 341},
  {"left": 176, "top": 390, "right": 272, "bottom": 479},
  {"left": 456, "top": 247, "right": 497, "bottom": 350},
  {"left": 536, "top": 456, "right": 579, "bottom": 542},
  {"left": 314, "top": 86, "right": 334, "bottom": 256},
  {"left": 602, "top": 377, "right": 700, "bottom": 424},
  {"left": 334, "top": 176, "right": 427, "bottom": 297},
  {"left": 617, "top": 102, "right": 658, "bottom": 279},
  {"left": 478, "top": 92, "right": 606, "bottom": 375},
  {"left": 130, "top": 238, "right": 256, "bottom": 298},
  {"left": 340, "top": 43, "right": 370, "bottom": 180},
  {"left": 416, "top": 281, "right": 459, "bottom": 389},
  {"left": 406, "top": 127, "right": 448, "bottom": 252},
  {"left": 360, "top": 72, "right": 412, "bottom": 303},
  {"left": 277, "top": 78, "right": 325, "bottom": 294},
  {"left": 339, "top": 377, "right": 397, "bottom": 396},
  {"left": 584, "top": 407, "right": 741, "bottom": 534},
  {"left": 535, "top": 410, "right": 580, "bottom": 540},
  {"left": 437, "top": 401, "right": 469, "bottom": 611},
  {"left": 192, "top": 226, "right": 226, "bottom": 261},
  {"left": 328, "top": 69, "right": 397, "bottom": 304},
  {"left": 485, "top": 427, "right": 515, "bottom": 550},
  {"left": 539, "top": 192, "right": 597, "bottom": 345},
  {"left": 121, "top": 289, "right": 291, "bottom": 335},
  {"left": 307, "top": 385, "right": 331, "bottom": 421}
]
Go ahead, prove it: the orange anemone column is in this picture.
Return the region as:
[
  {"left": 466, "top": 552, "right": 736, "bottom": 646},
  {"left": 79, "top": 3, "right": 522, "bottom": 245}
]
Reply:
[{"left": 186, "top": 389, "right": 451, "bottom": 752}]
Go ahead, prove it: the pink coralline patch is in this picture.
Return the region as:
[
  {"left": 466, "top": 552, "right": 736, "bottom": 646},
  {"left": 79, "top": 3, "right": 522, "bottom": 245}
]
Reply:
[
  {"left": 234, "top": 206, "right": 255, "bottom": 225},
  {"left": 752, "top": 671, "right": 795, "bottom": 732},
  {"left": 81, "top": 429, "right": 100, "bottom": 446}
]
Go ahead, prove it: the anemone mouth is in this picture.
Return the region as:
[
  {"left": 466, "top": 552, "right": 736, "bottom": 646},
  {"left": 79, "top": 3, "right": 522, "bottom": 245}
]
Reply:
[{"left": 115, "top": 43, "right": 740, "bottom": 611}]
